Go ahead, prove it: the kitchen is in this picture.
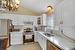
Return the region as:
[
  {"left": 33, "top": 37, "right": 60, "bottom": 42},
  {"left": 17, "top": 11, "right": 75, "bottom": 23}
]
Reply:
[{"left": 0, "top": 0, "right": 75, "bottom": 50}]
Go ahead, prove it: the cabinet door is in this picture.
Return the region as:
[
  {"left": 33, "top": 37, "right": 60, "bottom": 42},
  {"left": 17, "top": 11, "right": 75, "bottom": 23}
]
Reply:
[
  {"left": 48, "top": 43, "right": 56, "bottom": 50},
  {"left": 42, "top": 14, "right": 47, "bottom": 26},
  {"left": 37, "top": 17, "right": 41, "bottom": 25},
  {"left": 42, "top": 36, "right": 47, "bottom": 50},
  {"left": 38, "top": 33, "right": 47, "bottom": 50},
  {"left": 34, "top": 32, "right": 38, "bottom": 42},
  {"left": 47, "top": 41, "right": 61, "bottom": 50}
]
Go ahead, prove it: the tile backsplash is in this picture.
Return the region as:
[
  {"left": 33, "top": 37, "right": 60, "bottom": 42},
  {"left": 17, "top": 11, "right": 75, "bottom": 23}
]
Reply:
[
  {"left": 63, "top": 26, "right": 75, "bottom": 40},
  {"left": 53, "top": 26, "right": 75, "bottom": 41}
]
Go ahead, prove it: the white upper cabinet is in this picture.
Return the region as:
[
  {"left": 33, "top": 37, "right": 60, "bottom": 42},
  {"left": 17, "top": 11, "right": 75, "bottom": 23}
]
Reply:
[
  {"left": 41, "top": 14, "right": 47, "bottom": 26},
  {"left": 37, "top": 14, "right": 47, "bottom": 26},
  {"left": 42, "top": 14, "right": 47, "bottom": 26},
  {"left": 0, "top": 14, "right": 39, "bottom": 26}
]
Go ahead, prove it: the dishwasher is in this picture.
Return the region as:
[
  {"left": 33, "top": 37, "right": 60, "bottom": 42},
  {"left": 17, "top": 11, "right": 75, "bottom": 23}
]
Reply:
[{"left": 10, "top": 32, "right": 23, "bottom": 45}]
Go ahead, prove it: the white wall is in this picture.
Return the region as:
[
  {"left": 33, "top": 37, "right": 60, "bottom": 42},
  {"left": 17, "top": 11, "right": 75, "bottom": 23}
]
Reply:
[
  {"left": 55, "top": 0, "right": 75, "bottom": 40},
  {"left": 62, "top": 0, "right": 75, "bottom": 40}
]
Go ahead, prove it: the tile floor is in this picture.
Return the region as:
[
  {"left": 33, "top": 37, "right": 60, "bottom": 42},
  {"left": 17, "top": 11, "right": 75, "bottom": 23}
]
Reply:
[{"left": 7, "top": 42, "right": 42, "bottom": 50}]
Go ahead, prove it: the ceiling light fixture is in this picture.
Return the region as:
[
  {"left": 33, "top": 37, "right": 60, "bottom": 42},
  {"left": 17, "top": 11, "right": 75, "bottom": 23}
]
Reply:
[
  {"left": 1, "top": 0, "right": 20, "bottom": 11},
  {"left": 47, "top": 5, "right": 54, "bottom": 15},
  {"left": 47, "top": 5, "right": 53, "bottom": 11}
]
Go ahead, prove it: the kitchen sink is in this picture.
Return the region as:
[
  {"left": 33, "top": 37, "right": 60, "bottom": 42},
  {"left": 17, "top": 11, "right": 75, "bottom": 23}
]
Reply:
[{"left": 43, "top": 32, "right": 54, "bottom": 37}]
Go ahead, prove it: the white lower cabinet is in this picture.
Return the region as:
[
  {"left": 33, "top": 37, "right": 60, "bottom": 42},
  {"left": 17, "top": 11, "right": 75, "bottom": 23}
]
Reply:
[
  {"left": 35, "top": 32, "right": 47, "bottom": 50},
  {"left": 34, "top": 31, "right": 38, "bottom": 42}
]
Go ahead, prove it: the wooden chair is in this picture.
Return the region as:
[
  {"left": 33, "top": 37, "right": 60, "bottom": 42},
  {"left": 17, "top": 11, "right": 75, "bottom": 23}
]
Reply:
[{"left": 0, "top": 38, "right": 8, "bottom": 50}]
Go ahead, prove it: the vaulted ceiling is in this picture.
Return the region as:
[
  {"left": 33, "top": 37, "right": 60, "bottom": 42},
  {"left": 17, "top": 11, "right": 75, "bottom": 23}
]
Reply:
[{"left": 20, "top": 0, "right": 63, "bottom": 15}]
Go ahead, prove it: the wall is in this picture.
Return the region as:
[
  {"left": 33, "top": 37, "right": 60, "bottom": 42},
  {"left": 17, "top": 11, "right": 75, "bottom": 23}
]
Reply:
[
  {"left": 54, "top": 1, "right": 63, "bottom": 29},
  {"left": 62, "top": 0, "right": 75, "bottom": 40},
  {"left": 54, "top": 0, "right": 75, "bottom": 40}
]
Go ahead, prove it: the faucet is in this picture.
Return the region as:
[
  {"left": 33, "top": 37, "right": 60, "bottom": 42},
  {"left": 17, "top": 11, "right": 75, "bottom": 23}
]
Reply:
[
  {"left": 60, "top": 29, "right": 63, "bottom": 34},
  {"left": 50, "top": 30, "right": 53, "bottom": 34}
]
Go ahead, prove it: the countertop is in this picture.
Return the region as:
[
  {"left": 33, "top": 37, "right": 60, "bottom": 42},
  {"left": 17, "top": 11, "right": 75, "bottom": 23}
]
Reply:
[
  {"left": 0, "top": 36, "right": 8, "bottom": 39},
  {"left": 0, "top": 35, "right": 8, "bottom": 39},
  {"left": 37, "top": 31, "right": 75, "bottom": 50}
]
